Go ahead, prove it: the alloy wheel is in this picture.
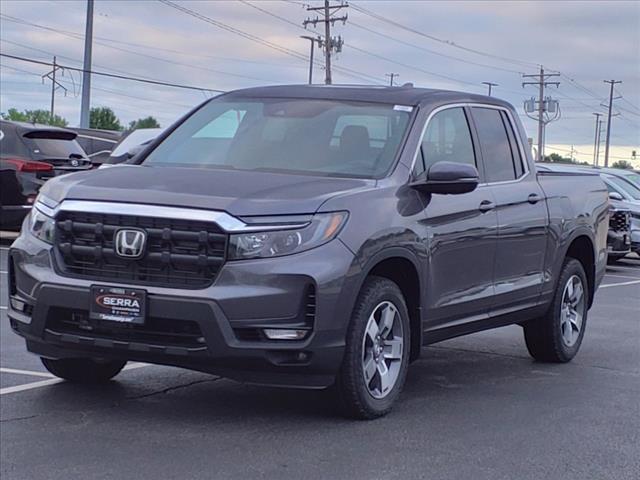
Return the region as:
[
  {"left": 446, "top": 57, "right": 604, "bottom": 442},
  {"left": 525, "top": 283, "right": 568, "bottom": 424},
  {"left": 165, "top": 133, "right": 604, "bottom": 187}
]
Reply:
[
  {"left": 361, "top": 301, "right": 404, "bottom": 399},
  {"left": 560, "top": 274, "right": 586, "bottom": 347}
]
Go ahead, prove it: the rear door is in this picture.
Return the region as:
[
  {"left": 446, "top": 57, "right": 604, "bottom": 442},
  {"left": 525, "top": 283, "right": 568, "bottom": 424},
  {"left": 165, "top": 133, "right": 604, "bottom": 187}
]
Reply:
[
  {"left": 417, "top": 106, "right": 498, "bottom": 327},
  {"left": 470, "top": 106, "right": 548, "bottom": 313}
]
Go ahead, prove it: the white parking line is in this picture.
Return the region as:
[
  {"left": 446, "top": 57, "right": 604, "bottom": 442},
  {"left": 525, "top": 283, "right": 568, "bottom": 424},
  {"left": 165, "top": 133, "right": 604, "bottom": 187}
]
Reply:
[
  {"left": 605, "top": 274, "right": 640, "bottom": 280},
  {"left": 607, "top": 265, "right": 640, "bottom": 272},
  {"left": 0, "top": 378, "right": 63, "bottom": 395},
  {"left": 600, "top": 280, "right": 640, "bottom": 288},
  {"left": 0, "top": 270, "right": 8, "bottom": 274},
  {"left": 0, "top": 362, "right": 149, "bottom": 395},
  {"left": 0, "top": 368, "right": 54, "bottom": 378},
  {"left": 0, "top": 306, "right": 7, "bottom": 310}
]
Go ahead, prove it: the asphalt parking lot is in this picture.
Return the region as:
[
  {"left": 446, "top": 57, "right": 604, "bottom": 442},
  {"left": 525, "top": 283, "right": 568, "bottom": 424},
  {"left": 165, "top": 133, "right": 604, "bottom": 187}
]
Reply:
[{"left": 1, "top": 241, "right": 639, "bottom": 480}]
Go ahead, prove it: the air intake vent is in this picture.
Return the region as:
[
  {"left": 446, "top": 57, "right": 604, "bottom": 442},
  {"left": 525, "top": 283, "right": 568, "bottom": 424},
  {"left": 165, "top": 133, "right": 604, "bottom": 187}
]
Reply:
[{"left": 305, "top": 284, "right": 316, "bottom": 324}]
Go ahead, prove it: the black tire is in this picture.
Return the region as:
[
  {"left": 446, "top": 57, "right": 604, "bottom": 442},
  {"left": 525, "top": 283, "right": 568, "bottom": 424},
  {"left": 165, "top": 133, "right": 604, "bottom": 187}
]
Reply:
[
  {"left": 41, "top": 357, "right": 126, "bottom": 383},
  {"left": 523, "top": 258, "right": 589, "bottom": 362},
  {"left": 336, "top": 276, "right": 411, "bottom": 420}
]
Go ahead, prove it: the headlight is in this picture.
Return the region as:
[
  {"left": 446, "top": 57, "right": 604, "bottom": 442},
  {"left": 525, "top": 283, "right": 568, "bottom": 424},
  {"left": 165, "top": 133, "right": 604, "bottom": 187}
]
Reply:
[
  {"left": 228, "top": 211, "right": 348, "bottom": 260},
  {"left": 28, "top": 208, "right": 56, "bottom": 244}
]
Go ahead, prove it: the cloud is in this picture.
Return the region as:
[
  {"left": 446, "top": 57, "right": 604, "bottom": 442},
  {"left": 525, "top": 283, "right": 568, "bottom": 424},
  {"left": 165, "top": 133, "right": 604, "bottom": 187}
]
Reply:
[{"left": 1, "top": 0, "right": 637, "bottom": 161}]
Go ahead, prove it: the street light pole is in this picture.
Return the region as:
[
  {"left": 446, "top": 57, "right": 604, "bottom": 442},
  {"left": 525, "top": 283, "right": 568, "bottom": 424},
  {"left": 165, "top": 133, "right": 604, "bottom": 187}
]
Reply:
[
  {"left": 300, "top": 35, "right": 320, "bottom": 84},
  {"left": 482, "top": 81, "right": 498, "bottom": 96}
]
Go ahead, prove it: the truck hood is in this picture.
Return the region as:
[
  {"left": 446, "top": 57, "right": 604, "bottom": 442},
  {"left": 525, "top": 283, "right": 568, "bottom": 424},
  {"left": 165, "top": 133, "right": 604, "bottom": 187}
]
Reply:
[{"left": 40, "top": 165, "right": 374, "bottom": 217}]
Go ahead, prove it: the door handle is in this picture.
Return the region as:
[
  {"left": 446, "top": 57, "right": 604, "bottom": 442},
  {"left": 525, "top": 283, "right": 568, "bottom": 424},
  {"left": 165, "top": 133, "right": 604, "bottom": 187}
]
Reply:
[
  {"left": 479, "top": 200, "right": 495, "bottom": 212},
  {"left": 528, "top": 193, "right": 542, "bottom": 204}
]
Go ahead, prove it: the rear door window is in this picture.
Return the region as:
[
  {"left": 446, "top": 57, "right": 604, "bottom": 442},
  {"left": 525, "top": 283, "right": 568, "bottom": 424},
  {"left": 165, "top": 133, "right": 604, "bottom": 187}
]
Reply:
[{"left": 472, "top": 107, "right": 521, "bottom": 183}]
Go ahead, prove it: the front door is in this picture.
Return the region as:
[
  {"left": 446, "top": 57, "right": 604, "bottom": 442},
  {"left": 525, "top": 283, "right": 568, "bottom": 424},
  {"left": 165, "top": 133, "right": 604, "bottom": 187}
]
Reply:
[{"left": 415, "top": 106, "right": 498, "bottom": 328}]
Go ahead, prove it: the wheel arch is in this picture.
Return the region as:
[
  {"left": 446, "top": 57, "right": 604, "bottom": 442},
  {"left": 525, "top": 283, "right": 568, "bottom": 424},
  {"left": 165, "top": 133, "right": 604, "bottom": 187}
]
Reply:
[{"left": 357, "top": 248, "right": 423, "bottom": 362}]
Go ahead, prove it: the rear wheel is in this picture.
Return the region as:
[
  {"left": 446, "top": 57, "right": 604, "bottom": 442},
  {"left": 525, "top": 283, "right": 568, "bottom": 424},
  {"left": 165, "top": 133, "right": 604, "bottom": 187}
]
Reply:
[
  {"left": 336, "top": 276, "right": 411, "bottom": 419},
  {"left": 523, "top": 258, "right": 588, "bottom": 362},
  {"left": 41, "top": 357, "right": 126, "bottom": 383}
]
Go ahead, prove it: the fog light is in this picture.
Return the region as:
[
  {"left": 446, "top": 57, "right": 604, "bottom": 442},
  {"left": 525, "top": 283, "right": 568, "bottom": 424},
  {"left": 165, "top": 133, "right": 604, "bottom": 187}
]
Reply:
[
  {"left": 263, "top": 329, "right": 308, "bottom": 340},
  {"left": 9, "top": 297, "right": 26, "bottom": 312}
]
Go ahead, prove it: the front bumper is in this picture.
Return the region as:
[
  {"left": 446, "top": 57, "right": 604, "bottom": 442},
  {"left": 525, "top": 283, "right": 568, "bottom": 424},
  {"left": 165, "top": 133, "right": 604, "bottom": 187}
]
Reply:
[
  {"left": 7, "top": 232, "right": 358, "bottom": 388},
  {"left": 607, "top": 230, "right": 631, "bottom": 256}
]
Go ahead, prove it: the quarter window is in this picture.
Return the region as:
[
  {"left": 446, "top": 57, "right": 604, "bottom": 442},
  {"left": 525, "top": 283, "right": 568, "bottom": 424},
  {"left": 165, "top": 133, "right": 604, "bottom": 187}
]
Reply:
[
  {"left": 472, "top": 107, "right": 523, "bottom": 182},
  {"left": 416, "top": 107, "right": 476, "bottom": 176}
]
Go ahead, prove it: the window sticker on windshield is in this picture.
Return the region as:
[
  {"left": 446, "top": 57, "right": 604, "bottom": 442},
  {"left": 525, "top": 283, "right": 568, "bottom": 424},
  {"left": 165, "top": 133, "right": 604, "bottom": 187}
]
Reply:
[{"left": 393, "top": 105, "right": 413, "bottom": 112}]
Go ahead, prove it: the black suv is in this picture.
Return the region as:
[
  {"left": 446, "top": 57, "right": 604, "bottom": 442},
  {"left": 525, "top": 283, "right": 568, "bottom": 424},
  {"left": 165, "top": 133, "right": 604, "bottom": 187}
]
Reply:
[
  {"left": 0, "top": 121, "right": 91, "bottom": 229},
  {"left": 8, "top": 86, "right": 608, "bottom": 418}
]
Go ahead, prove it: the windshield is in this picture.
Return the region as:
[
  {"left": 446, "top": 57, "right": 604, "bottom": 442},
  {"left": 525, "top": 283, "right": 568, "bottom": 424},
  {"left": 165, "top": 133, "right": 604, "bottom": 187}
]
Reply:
[
  {"left": 143, "top": 98, "right": 412, "bottom": 178},
  {"left": 24, "top": 137, "right": 86, "bottom": 159},
  {"left": 605, "top": 174, "right": 640, "bottom": 200},
  {"left": 618, "top": 171, "right": 640, "bottom": 189}
]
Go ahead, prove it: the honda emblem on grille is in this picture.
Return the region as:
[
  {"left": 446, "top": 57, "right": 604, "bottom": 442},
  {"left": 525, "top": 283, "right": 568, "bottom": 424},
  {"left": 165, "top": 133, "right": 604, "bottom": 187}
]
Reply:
[{"left": 114, "top": 229, "right": 147, "bottom": 258}]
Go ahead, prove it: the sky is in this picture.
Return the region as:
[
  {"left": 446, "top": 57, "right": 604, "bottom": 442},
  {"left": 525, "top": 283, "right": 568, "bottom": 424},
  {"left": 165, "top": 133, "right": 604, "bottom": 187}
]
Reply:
[{"left": 1, "top": 0, "right": 639, "bottom": 166}]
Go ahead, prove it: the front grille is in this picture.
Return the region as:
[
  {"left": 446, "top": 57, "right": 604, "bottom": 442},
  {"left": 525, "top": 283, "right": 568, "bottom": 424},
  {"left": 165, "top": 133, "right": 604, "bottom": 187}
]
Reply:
[
  {"left": 610, "top": 210, "right": 631, "bottom": 232},
  {"left": 54, "top": 211, "right": 227, "bottom": 288},
  {"left": 46, "top": 307, "right": 205, "bottom": 349}
]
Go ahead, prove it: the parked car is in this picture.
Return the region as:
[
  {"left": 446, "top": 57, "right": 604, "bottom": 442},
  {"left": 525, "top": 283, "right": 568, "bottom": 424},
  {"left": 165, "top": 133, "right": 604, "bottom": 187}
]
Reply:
[
  {"left": 99, "top": 128, "right": 164, "bottom": 166},
  {"left": 0, "top": 120, "right": 91, "bottom": 230},
  {"left": 8, "top": 85, "right": 609, "bottom": 419},
  {"left": 66, "top": 127, "right": 122, "bottom": 166},
  {"left": 600, "top": 173, "right": 640, "bottom": 256},
  {"left": 596, "top": 167, "right": 640, "bottom": 190},
  {"left": 537, "top": 163, "right": 640, "bottom": 258}
]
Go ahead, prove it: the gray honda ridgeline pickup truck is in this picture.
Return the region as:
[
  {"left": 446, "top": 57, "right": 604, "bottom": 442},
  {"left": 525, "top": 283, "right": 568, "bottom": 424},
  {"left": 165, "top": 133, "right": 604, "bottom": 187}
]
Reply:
[{"left": 8, "top": 85, "right": 608, "bottom": 419}]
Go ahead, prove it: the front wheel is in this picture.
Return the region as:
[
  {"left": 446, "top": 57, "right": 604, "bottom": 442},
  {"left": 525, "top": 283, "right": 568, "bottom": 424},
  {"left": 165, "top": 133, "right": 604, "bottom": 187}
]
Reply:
[
  {"left": 336, "top": 276, "right": 411, "bottom": 419},
  {"left": 41, "top": 357, "right": 126, "bottom": 383},
  {"left": 523, "top": 258, "right": 589, "bottom": 362}
]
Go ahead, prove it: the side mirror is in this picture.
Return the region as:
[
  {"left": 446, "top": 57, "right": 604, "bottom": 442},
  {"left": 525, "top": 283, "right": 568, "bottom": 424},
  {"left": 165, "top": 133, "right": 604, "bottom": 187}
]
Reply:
[
  {"left": 126, "top": 144, "right": 144, "bottom": 159},
  {"left": 609, "top": 192, "right": 624, "bottom": 201},
  {"left": 410, "top": 161, "right": 479, "bottom": 195}
]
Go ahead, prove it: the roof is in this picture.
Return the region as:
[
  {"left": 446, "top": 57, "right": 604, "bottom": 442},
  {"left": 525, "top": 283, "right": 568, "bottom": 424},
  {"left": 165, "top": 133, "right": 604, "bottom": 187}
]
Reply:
[
  {"left": 0, "top": 120, "right": 77, "bottom": 140},
  {"left": 223, "top": 84, "right": 513, "bottom": 108}
]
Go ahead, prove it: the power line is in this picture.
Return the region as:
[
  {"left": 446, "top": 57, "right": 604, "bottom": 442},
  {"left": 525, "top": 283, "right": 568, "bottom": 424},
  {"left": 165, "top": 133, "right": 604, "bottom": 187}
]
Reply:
[
  {"left": 0, "top": 53, "right": 225, "bottom": 92},
  {"left": 0, "top": 14, "right": 279, "bottom": 83},
  {"left": 241, "top": 0, "right": 481, "bottom": 89},
  {"left": 1, "top": 63, "right": 195, "bottom": 109},
  {"left": 348, "top": 21, "right": 524, "bottom": 75},
  {"left": 157, "top": 0, "right": 383, "bottom": 85},
  {"left": 348, "top": 1, "right": 539, "bottom": 69}
]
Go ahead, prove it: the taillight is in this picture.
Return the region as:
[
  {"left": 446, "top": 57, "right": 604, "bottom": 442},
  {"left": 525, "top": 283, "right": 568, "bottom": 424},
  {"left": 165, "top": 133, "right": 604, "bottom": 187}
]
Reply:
[{"left": 4, "top": 158, "right": 54, "bottom": 172}]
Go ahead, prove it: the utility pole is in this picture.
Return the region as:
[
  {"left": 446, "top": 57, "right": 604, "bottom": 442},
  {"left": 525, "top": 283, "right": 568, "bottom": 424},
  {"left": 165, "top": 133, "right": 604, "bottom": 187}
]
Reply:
[
  {"left": 603, "top": 80, "right": 622, "bottom": 167},
  {"left": 482, "top": 81, "right": 498, "bottom": 96},
  {"left": 592, "top": 112, "right": 602, "bottom": 166},
  {"left": 303, "top": 1, "right": 348, "bottom": 85},
  {"left": 596, "top": 119, "right": 604, "bottom": 166},
  {"left": 386, "top": 73, "right": 399, "bottom": 86},
  {"left": 300, "top": 35, "right": 322, "bottom": 84},
  {"left": 523, "top": 66, "right": 560, "bottom": 162},
  {"left": 569, "top": 145, "right": 576, "bottom": 162},
  {"left": 41, "top": 56, "right": 66, "bottom": 119},
  {"left": 80, "top": 0, "right": 94, "bottom": 128}
]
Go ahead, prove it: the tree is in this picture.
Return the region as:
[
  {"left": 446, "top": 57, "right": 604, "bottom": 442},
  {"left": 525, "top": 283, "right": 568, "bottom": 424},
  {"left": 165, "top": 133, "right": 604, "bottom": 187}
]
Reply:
[
  {"left": 542, "top": 152, "right": 574, "bottom": 164},
  {"left": 128, "top": 116, "right": 160, "bottom": 131},
  {"left": 611, "top": 160, "right": 634, "bottom": 170},
  {"left": 1, "top": 108, "right": 68, "bottom": 127},
  {"left": 90, "top": 107, "right": 122, "bottom": 131}
]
